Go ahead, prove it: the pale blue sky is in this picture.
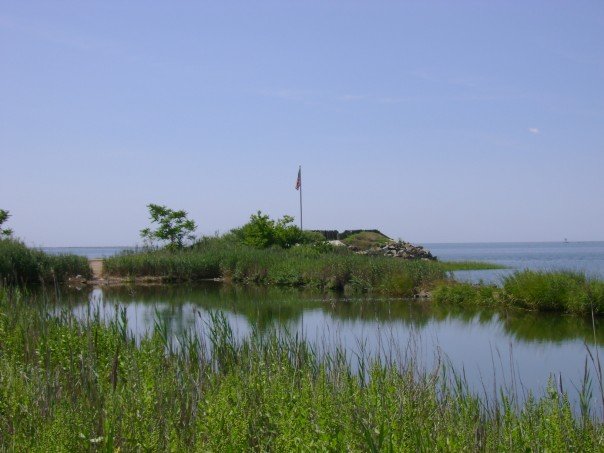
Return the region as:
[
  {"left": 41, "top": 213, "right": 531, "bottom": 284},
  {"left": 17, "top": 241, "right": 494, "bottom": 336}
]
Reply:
[{"left": 1, "top": 1, "right": 603, "bottom": 246}]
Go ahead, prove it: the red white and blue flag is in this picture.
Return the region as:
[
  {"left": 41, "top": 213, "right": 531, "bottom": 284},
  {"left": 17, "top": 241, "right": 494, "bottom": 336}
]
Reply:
[{"left": 295, "top": 166, "right": 301, "bottom": 190}]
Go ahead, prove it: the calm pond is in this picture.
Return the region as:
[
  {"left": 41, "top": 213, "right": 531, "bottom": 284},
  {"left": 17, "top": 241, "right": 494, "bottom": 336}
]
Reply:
[{"left": 55, "top": 282, "right": 604, "bottom": 412}]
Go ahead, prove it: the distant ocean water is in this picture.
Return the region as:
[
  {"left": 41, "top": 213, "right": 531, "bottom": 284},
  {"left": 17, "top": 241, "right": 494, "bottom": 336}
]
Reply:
[
  {"left": 42, "top": 242, "right": 604, "bottom": 283},
  {"left": 424, "top": 241, "right": 604, "bottom": 283},
  {"left": 42, "top": 247, "right": 135, "bottom": 259}
]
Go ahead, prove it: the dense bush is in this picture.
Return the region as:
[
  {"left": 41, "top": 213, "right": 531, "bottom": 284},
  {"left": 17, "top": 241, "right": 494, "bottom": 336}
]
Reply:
[
  {"left": 231, "top": 211, "right": 320, "bottom": 249},
  {"left": 0, "top": 238, "right": 91, "bottom": 285}
]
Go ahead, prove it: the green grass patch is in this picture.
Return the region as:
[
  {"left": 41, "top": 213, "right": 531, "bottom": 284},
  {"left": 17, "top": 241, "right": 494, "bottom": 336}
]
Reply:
[
  {"left": 440, "top": 260, "right": 508, "bottom": 271},
  {"left": 0, "top": 287, "right": 602, "bottom": 450},
  {"left": 340, "top": 231, "right": 391, "bottom": 249},
  {"left": 0, "top": 238, "right": 91, "bottom": 285}
]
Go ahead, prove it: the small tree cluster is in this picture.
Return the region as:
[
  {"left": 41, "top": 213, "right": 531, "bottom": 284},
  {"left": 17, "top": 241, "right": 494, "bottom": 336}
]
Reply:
[
  {"left": 140, "top": 204, "right": 197, "bottom": 249},
  {"left": 232, "top": 211, "right": 309, "bottom": 249},
  {"left": 0, "top": 209, "right": 13, "bottom": 238}
]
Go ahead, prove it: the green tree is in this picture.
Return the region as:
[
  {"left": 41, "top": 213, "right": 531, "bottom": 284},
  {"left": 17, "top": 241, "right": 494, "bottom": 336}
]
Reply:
[
  {"left": 0, "top": 209, "right": 13, "bottom": 238},
  {"left": 140, "top": 204, "right": 197, "bottom": 249},
  {"left": 232, "top": 211, "right": 307, "bottom": 249}
]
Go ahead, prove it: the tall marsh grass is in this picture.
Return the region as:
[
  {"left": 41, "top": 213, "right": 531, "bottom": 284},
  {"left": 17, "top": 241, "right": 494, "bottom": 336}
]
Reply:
[
  {"left": 0, "top": 238, "right": 91, "bottom": 285},
  {"left": 434, "top": 270, "right": 604, "bottom": 315},
  {"left": 105, "top": 239, "right": 449, "bottom": 294},
  {"left": 504, "top": 270, "right": 604, "bottom": 314},
  {"left": 0, "top": 287, "right": 602, "bottom": 450}
]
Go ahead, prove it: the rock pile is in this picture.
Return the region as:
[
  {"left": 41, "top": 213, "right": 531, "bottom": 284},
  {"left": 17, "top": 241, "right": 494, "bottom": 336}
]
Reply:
[{"left": 360, "top": 241, "right": 437, "bottom": 261}]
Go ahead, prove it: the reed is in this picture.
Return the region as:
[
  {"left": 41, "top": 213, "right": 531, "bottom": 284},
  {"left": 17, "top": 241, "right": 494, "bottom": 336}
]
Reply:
[
  {"left": 434, "top": 270, "right": 604, "bottom": 315},
  {"left": 0, "top": 287, "right": 602, "bottom": 451},
  {"left": 0, "top": 238, "right": 91, "bottom": 285},
  {"left": 503, "top": 270, "right": 604, "bottom": 314},
  {"left": 432, "top": 281, "right": 499, "bottom": 306},
  {"left": 104, "top": 238, "right": 502, "bottom": 295}
]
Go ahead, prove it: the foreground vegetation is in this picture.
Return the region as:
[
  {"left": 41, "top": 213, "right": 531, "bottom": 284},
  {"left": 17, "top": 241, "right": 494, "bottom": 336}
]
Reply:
[
  {"left": 0, "top": 238, "right": 91, "bottom": 285},
  {"left": 434, "top": 270, "right": 604, "bottom": 315},
  {"left": 1, "top": 287, "right": 602, "bottom": 451}
]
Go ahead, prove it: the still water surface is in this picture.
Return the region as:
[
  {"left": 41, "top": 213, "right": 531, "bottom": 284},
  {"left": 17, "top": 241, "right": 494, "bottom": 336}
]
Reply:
[
  {"left": 58, "top": 282, "right": 604, "bottom": 412},
  {"left": 43, "top": 242, "right": 604, "bottom": 410},
  {"left": 427, "top": 241, "right": 604, "bottom": 283}
]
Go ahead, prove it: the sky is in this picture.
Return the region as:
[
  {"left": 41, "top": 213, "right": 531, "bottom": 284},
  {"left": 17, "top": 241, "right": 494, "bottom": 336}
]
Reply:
[{"left": 1, "top": 1, "right": 603, "bottom": 246}]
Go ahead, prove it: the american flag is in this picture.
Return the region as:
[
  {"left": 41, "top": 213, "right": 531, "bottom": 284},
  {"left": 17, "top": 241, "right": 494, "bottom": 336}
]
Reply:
[{"left": 295, "top": 166, "right": 301, "bottom": 190}]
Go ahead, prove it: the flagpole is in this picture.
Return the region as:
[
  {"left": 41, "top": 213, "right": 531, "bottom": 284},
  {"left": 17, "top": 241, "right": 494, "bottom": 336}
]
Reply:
[{"left": 299, "top": 165, "right": 303, "bottom": 230}]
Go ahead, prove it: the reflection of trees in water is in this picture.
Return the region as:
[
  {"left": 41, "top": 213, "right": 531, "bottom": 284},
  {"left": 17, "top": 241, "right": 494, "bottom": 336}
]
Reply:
[
  {"left": 324, "top": 299, "right": 495, "bottom": 327},
  {"left": 498, "top": 311, "right": 604, "bottom": 345},
  {"left": 325, "top": 299, "right": 604, "bottom": 345},
  {"left": 57, "top": 283, "right": 314, "bottom": 332},
  {"left": 50, "top": 284, "right": 604, "bottom": 345}
]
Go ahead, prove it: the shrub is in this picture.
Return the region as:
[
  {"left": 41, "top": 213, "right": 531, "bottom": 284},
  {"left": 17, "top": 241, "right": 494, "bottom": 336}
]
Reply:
[{"left": 231, "top": 211, "right": 315, "bottom": 249}]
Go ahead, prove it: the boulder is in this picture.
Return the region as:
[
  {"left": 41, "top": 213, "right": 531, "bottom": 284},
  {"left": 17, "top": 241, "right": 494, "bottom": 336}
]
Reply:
[{"left": 353, "top": 240, "right": 437, "bottom": 261}]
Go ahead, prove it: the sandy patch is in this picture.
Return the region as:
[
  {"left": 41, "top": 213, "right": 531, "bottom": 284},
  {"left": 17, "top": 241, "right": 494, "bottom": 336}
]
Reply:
[{"left": 89, "top": 259, "right": 103, "bottom": 278}]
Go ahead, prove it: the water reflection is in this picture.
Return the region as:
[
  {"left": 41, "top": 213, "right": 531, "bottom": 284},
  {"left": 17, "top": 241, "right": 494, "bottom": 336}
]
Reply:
[
  {"left": 51, "top": 283, "right": 604, "bottom": 409},
  {"left": 55, "top": 283, "right": 604, "bottom": 346}
]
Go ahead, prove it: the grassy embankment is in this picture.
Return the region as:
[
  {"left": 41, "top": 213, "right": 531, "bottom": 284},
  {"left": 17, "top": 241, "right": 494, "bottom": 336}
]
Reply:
[
  {"left": 0, "top": 238, "right": 91, "bottom": 285},
  {"left": 434, "top": 270, "right": 604, "bottom": 315},
  {"left": 340, "top": 230, "right": 391, "bottom": 249},
  {"left": 104, "top": 238, "right": 502, "bottom": 295},
  {"left": 0, "top": 287, "right": 602, "bottom": 451}
]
